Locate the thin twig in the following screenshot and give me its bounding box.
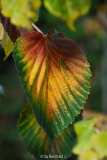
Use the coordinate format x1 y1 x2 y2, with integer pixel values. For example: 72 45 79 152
31 23 44 35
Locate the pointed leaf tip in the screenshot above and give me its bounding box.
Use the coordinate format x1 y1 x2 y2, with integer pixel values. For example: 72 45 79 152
47 28 65 38
14 29 91 142
47 28 56 36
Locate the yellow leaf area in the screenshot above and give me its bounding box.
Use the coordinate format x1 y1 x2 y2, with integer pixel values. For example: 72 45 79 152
73 119 96 154
73 119 107 160
43 0 91 31
13 29 91 142
18 105 76 160
79 151 98 160
0 23 14 60
1 0 41 29
93 132 107 159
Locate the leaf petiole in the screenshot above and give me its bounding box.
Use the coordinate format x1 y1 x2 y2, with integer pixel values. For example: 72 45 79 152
31 23 44 35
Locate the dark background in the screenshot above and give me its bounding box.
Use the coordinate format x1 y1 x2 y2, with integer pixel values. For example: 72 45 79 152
0 0 107 159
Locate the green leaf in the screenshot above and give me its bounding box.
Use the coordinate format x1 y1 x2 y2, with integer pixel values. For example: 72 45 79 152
43 0 91 31
13 29 91 144
73 119 96 154
73 119 107 160
93 131 107 159
0 23 14 60
18 104 76 160
1 0 41 29
32 9 39 23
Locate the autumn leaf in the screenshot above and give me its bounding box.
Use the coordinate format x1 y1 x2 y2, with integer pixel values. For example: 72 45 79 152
43 0 91 31
0 23 14 60
18 104 76 160
1 0 41 29
13 28 91 144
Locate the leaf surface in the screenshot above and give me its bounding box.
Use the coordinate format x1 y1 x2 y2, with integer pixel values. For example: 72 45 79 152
43 0 91 31
93 131 107 159
13 29 91 143
73 119 107 160
18 105 76 160
73 119 96 154
79 151 98 160
1 0 41 29
0 23 14 60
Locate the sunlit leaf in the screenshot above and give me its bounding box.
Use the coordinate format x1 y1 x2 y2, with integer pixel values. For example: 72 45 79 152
0 15 29 59
32 9 39 23
43 0 91 31
1 0 41 29
0 23 3 40
18 104 76 160
13 29 91 143
79 151 98 160
93 131 107 159
0 23 14 60
73 119 96 154
73 119 107 160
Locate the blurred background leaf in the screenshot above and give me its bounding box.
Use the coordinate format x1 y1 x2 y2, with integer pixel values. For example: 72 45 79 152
72 119 96 154
1 0 41 29
73 119 107 160
82 109 107 131
93 131 107 159
0 23 14 60
78 151 98 160
43 0 91 31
